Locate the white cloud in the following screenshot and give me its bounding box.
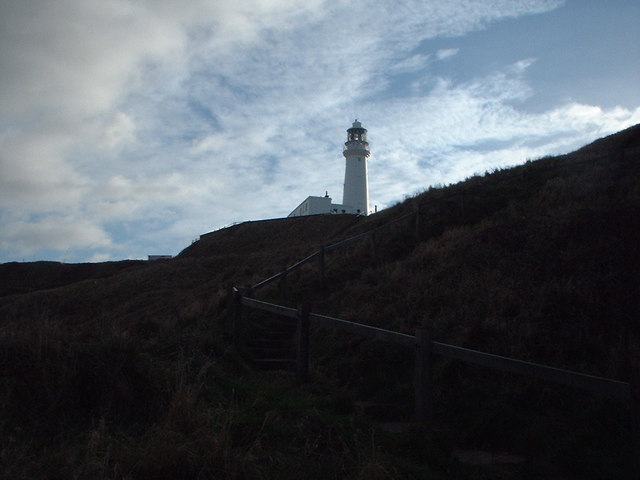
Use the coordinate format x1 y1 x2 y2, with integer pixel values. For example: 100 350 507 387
390 54 432 73
0 130 89 210
0 1 186 117
436 48 459 60
0 215 111 255
88 252 114 263
3 0 639 262
102 112 136 150
365 59 640 204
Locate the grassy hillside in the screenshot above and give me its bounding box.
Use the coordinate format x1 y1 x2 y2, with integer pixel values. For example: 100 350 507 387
180 214 360 258
1 124 639 478
0 260 146 297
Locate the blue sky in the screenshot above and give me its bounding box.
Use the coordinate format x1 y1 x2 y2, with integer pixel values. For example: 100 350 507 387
1 0 638 263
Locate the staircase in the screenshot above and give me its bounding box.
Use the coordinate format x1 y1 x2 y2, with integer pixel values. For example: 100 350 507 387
244 313 297 371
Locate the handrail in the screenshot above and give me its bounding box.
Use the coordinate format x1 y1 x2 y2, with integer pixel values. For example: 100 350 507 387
431 342 631 400
324 210 417 253
237 295 631 401
309 312 415 347
252 208 418 290
241 296 298 319
324 229 373 252
252 250 320 290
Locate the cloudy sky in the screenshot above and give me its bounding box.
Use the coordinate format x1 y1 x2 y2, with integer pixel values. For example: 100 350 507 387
1 0 638 263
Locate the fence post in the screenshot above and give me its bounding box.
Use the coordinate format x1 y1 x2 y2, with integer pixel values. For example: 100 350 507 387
415 329 433 430
279 268 288 304
296 304 311 384
631 369 640 479
317 245 325 289
242 285 253 341
370 231 377 264
232 287 243 352
415 204 421 243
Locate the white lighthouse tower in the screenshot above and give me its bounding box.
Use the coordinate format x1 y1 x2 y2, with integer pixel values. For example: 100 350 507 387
342 120 370 215
288 119 372 217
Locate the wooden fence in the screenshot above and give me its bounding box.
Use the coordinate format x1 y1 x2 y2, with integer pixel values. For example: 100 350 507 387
232 289 640 476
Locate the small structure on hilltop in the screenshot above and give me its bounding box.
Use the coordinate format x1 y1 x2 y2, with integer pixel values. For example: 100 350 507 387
288 120 371 217
147 255 173 261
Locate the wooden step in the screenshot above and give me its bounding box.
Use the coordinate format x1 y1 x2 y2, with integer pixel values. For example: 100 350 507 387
248 316 297 329
354 401 407 422
253 358 296 370
245 338 292 348
247 326 296 340
246 346 294 359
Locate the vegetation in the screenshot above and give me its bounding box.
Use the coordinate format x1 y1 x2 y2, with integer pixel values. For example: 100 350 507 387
1 124 639 478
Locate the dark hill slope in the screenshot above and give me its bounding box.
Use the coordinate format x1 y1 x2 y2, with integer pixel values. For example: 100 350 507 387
575 122 640 155
179 213 361 258
0 260 145 297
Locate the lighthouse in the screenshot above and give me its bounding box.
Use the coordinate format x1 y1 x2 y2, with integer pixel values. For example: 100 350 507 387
288 120 372 217
342 120 370 215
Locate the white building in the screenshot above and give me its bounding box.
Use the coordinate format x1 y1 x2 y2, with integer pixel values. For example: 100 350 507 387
288 193 333 217
288 120 371 217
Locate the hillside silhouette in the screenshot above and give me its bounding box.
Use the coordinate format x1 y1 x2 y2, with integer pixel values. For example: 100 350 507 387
1 124 639 478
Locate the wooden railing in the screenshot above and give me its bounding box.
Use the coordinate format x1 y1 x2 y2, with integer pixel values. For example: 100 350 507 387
250 208 419 295
232 289 640 474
